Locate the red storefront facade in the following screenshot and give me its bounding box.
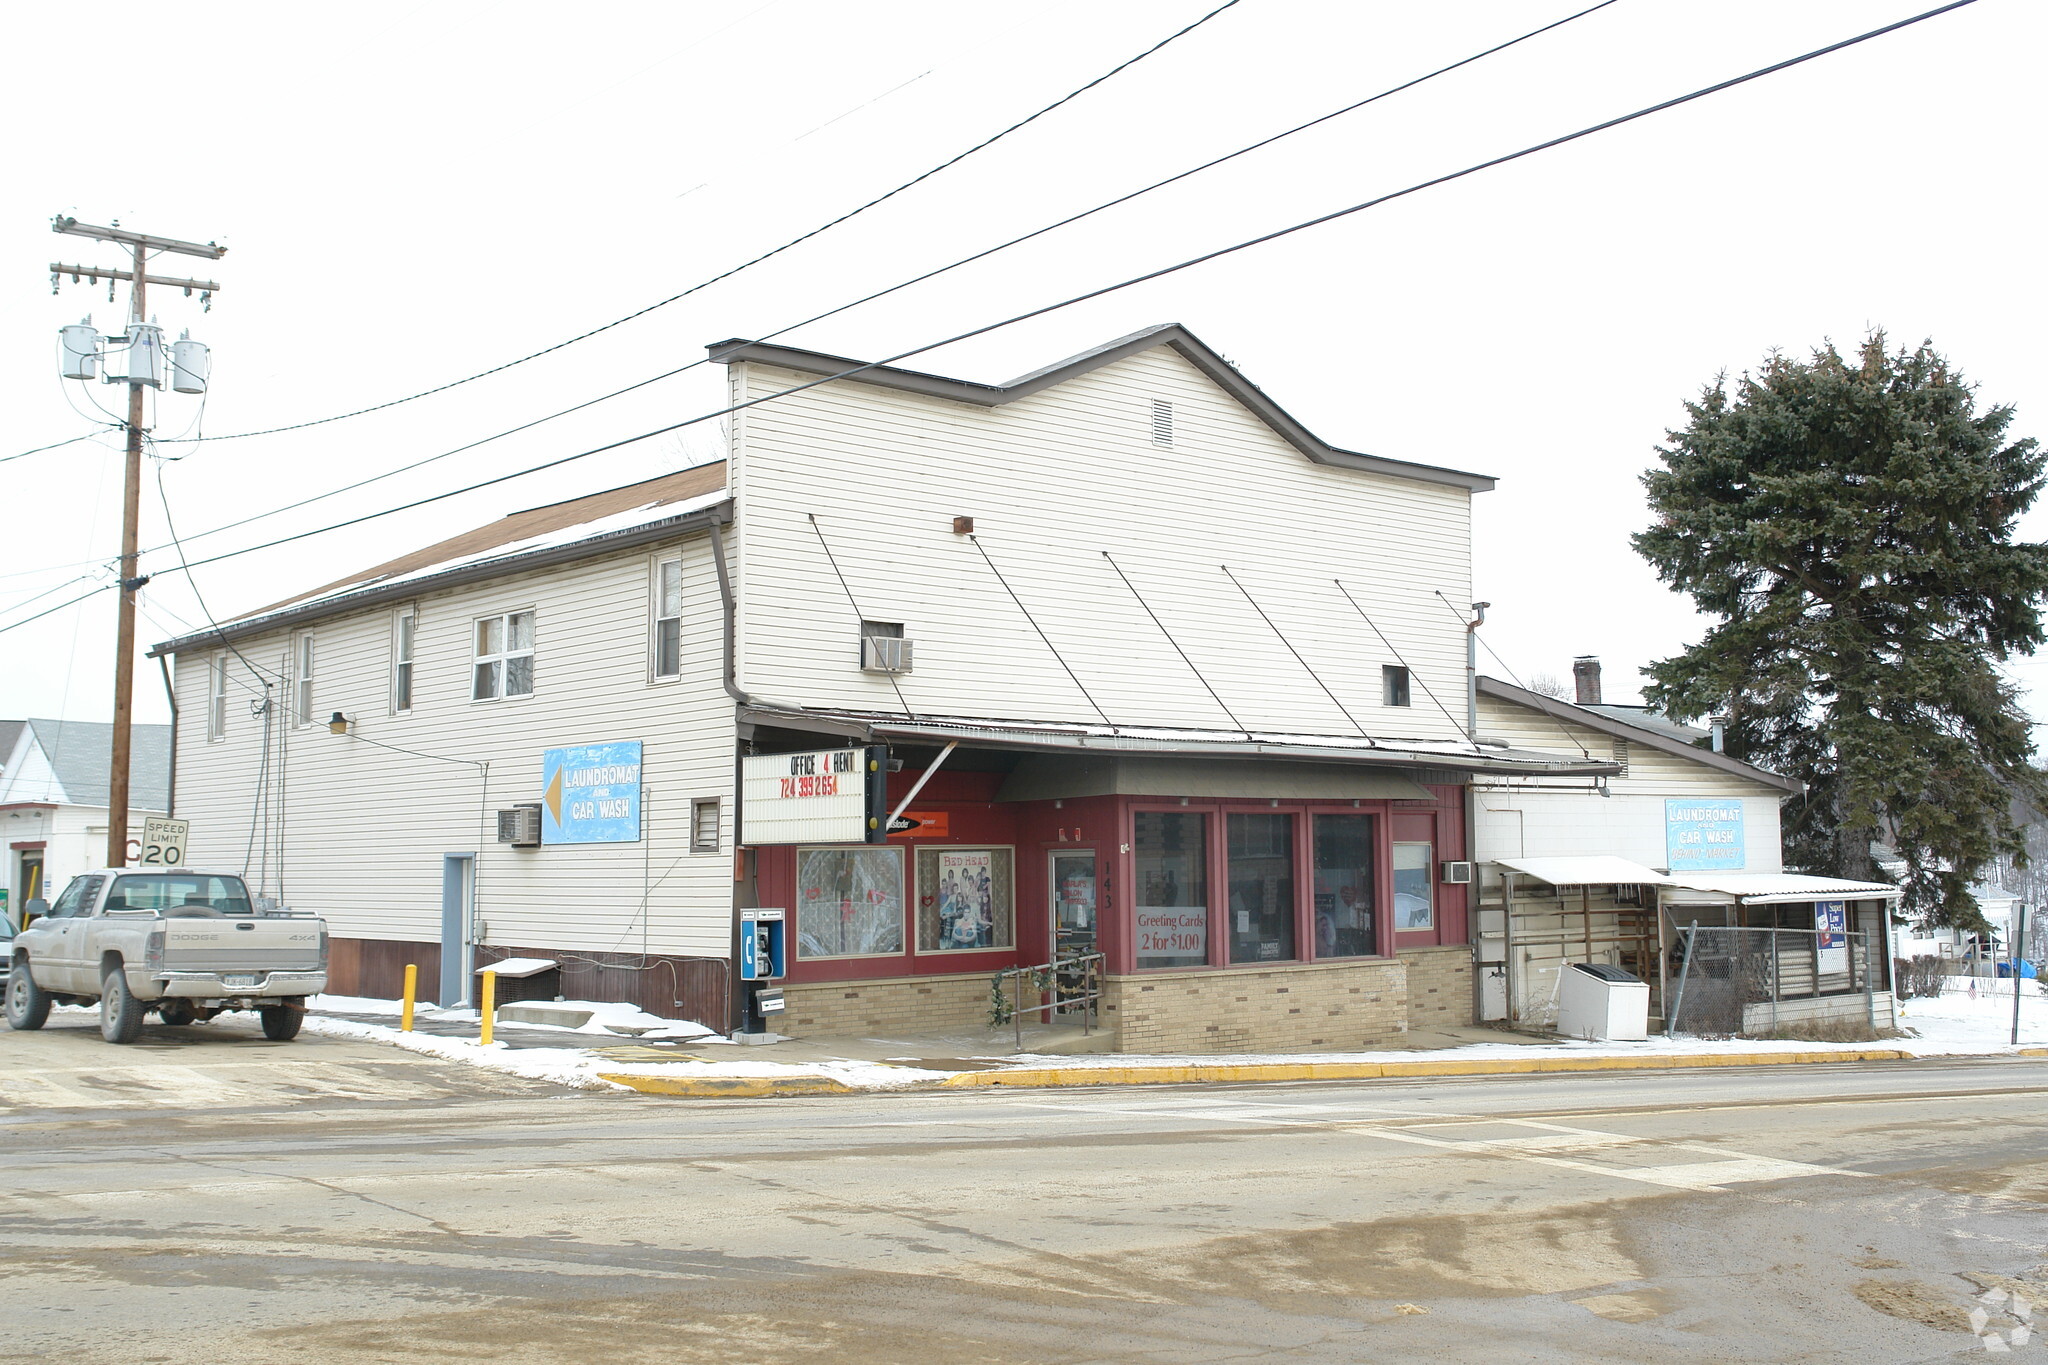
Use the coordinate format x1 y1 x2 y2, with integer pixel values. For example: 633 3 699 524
747 747 1480 1051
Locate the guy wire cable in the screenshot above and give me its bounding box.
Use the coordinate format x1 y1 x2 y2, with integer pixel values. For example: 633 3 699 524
1102 550 1250 737
1221 564 1376 743
971 535 1116 731
71 1 1990 590
120 0 1617 551
807 514 916 718
1334 579 1471 740
1431 588 1591 758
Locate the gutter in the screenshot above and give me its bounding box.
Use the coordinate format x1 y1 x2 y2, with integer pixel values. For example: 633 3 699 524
148 501 734 658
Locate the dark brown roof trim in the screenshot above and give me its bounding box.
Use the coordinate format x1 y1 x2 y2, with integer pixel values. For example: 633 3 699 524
149 501 731 658
1476 675 1804 796
707 323 1497 493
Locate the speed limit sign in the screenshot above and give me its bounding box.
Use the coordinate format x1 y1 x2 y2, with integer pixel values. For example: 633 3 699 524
140 817 190 866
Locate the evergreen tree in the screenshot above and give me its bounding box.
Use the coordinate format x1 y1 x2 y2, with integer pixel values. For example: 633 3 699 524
1634 335 2048 931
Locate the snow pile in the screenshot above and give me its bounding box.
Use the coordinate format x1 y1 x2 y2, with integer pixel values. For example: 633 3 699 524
1896 988 2046 1051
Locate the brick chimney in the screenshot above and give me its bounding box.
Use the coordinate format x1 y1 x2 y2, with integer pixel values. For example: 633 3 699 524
1572 656 1602 705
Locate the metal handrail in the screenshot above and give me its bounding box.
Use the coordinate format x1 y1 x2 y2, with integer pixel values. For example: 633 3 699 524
993 951 1105 1051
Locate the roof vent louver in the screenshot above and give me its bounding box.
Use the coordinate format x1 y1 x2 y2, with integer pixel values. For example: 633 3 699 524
1151 399 1174 446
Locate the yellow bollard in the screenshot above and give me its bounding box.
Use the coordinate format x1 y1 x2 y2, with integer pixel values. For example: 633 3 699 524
400 963 417 1032
479 970 496 1046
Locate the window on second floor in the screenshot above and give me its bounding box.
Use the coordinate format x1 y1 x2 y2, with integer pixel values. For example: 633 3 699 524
653 558 683 680
393 609 417 713
473 611 535 701
1382 665 1411 708
294 636 316 726
207 654 227 742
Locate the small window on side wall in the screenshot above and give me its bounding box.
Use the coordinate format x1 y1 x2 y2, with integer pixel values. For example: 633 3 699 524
1383 665 1411 707
473 611 535 701
653 559 683 680
294 635 316 726
690 798 720 853
207 654 228 742
394 610 416 713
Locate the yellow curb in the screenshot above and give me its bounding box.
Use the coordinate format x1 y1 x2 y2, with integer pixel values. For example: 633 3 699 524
2021 1047 2048 1057
939 1048 1922 1089
597 1072 854 1098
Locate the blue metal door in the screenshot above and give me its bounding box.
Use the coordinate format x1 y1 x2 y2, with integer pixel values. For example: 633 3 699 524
440 854 472 1006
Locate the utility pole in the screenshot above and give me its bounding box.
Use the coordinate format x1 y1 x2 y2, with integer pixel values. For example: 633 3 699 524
49 216 224 868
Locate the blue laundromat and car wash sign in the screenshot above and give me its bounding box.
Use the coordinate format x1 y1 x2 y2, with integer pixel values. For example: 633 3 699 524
1665 798 1744 872
542 740 643 844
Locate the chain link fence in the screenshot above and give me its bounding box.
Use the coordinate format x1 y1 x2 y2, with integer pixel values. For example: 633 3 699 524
1667 925 1883 1036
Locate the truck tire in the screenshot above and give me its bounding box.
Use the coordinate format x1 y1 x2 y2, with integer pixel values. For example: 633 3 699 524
158 1000 197 1026
259 1006 304 1042
99 966 145 1044
5 964 51 1031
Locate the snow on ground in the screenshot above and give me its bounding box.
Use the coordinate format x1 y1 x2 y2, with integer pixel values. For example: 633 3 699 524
301 987 2044 1092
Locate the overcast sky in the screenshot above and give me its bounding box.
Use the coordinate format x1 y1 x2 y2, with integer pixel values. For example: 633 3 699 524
3 0 2042 731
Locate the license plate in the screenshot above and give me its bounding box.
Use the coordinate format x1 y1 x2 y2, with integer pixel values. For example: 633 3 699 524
221 974 259 990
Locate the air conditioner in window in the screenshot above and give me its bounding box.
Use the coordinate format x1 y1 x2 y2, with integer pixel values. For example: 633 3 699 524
1440 861 1475 884
497 804 541 847
861 636 915 674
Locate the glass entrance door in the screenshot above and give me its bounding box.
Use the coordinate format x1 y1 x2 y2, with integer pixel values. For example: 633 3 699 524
1050 851 1097 1017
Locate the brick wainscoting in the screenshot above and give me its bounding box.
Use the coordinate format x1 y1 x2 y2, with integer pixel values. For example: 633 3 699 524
1399 945 1475 1030
1102 959 1408 1054
777 973 993 1036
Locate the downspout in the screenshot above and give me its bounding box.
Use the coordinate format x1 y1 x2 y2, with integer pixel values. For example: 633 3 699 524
156 653 178 818
710 518 751 707
1465 601 1489 741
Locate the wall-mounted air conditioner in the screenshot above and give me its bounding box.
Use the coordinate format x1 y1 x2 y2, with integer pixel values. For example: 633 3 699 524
497 804 541 847
861 636 915 674
1440 861 1475 884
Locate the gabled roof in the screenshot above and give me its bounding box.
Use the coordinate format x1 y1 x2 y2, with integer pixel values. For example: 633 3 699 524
151 463 730 657
0 720 24 772
0 719 171 810
1477 675 1803 796
708 323 1496 493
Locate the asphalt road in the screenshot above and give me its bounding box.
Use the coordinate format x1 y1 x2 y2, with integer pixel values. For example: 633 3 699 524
2 1011 2044 1364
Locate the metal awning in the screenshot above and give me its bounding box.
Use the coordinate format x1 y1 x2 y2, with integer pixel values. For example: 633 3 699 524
1661 872 1902 905
738 705 1619 778
1493 856 1674 886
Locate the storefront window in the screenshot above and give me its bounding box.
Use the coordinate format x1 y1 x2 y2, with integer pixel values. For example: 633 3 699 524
916 847 1014 951
795 848 904 958
1134 811 1207 969
1393 842 1434 931
1228 813 1296 963
1313 813 1376 957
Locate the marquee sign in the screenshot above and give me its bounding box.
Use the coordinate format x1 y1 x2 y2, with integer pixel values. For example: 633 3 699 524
741 746 889 845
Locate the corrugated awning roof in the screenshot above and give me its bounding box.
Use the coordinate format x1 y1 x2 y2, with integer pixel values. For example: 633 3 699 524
740 706 1619 777
1662 872 1902 904
1493 856 1674 886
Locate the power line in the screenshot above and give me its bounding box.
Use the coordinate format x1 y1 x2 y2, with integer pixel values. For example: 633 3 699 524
128 0 1619 559
0 429 118 465
134 0 1983 593
0 583 113 638
152 0 1244 446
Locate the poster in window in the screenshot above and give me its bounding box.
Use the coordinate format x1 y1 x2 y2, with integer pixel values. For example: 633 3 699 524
936 849 995 950
795 848 903 958
1814 899 1848 974
1392 842 1434 931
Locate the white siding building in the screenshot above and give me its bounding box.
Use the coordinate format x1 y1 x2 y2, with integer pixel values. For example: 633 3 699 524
155 324 1617 1047
3 719 171 925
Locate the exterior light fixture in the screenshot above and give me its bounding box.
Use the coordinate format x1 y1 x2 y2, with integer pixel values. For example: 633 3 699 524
328 712 350 735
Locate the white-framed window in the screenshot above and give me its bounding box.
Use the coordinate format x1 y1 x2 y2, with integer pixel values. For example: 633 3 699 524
293 635 315 726
915 845 1015 951
1393 841 1434 931
472 610 535 701
1382 665 1411 707
393 609 417 714
206 654 227 742
652 557 683 680
690 797 721 853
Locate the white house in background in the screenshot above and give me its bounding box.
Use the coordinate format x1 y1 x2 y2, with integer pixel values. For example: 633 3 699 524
1470 668 1902 1033
150 322 1617 1049
2 718 171 924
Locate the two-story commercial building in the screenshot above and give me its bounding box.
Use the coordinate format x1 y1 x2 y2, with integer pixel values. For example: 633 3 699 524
153 324 1616 1050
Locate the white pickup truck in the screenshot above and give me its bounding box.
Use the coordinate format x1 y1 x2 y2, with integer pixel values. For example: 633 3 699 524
5 868 328 1044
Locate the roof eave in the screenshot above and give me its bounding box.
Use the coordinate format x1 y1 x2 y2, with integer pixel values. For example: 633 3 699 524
709 325 1497 493
1476 675 1805 796
150 499 733 657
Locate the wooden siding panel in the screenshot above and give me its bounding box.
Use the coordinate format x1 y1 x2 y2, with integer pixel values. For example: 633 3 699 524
731 347 1475 742
168 535 736 967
